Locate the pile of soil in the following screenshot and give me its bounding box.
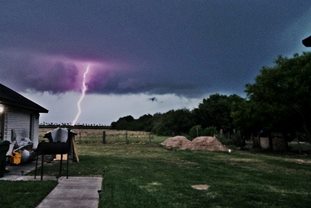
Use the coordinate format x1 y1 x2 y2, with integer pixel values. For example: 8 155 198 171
191 136 228 151
161 136 228 152
160 136 192 150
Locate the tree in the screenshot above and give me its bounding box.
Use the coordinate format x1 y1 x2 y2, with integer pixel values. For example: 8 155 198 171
246 52 311 142
152 109 195 136
194 94 245 133
189 125 203 139
111 115 135 130
136 114 153 131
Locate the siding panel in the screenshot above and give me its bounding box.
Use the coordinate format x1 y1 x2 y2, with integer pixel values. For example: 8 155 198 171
32 115 39 148
6 111 30 141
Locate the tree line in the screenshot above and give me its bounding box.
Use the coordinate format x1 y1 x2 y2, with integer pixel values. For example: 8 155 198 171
111 53 311 148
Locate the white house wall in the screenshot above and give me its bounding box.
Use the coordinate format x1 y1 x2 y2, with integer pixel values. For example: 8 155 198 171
32 115 39 148
3 110 40 148
5 111 30 140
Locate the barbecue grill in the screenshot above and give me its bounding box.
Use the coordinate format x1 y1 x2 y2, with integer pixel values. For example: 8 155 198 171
34 128 76 180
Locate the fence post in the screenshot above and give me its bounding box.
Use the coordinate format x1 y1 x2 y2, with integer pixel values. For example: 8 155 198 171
102 131 106 144
125 131 129 144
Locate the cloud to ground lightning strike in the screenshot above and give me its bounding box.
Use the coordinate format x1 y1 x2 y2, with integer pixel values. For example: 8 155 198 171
72 65 90 125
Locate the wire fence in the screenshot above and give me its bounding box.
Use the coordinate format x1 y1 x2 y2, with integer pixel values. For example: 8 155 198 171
39 128 160 144
77 129 154 144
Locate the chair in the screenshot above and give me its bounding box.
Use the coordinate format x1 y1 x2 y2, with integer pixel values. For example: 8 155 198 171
0 140 10 177
34 128 75 180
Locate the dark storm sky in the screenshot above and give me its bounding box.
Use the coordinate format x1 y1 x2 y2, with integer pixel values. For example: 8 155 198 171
1 0 311 97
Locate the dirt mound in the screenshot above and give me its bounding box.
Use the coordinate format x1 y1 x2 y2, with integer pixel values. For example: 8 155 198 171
160 136 192 150
190 136 228 152
161 136 227 152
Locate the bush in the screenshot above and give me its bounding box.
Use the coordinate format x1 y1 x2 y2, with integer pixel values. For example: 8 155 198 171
216 131 246 147
189 125 203 140
216 133 233 146
203 126 217 136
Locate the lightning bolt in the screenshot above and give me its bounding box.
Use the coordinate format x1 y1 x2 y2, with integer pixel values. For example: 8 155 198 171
72 65 90 126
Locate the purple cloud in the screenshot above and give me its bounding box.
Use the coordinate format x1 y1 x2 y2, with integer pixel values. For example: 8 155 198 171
1 1 310 97
0 51 80 93
0 49 197 96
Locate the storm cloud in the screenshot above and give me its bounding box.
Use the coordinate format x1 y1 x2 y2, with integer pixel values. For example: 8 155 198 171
1 1 311 97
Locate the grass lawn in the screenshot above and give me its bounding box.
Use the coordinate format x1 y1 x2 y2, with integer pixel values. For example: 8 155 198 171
0 181 57 208
1 142 311 207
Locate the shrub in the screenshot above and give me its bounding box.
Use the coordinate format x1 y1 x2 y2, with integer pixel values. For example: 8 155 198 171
203 126 217 136
189 125 203 140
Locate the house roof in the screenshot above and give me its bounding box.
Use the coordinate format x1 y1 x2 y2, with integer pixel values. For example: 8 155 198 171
0 83 48 113
302 36 311 47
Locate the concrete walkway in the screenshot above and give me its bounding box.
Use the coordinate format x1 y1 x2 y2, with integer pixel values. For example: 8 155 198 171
0 159 58 181
36 176 103 208
0 162 103 207
0 160 44 181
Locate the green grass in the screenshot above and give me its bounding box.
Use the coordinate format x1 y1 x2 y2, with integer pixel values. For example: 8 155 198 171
1 142 311 207
0 181 57 208
39 143 311 208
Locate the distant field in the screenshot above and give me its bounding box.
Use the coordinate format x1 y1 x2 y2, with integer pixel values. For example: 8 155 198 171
39 128 166 144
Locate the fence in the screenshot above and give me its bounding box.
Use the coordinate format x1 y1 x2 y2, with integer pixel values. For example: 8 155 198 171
39 128 155 144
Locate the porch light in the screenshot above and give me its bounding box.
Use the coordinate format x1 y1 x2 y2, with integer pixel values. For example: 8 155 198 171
0 104 4 113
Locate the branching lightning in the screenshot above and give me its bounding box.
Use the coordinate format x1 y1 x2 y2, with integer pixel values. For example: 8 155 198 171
72 65 90 126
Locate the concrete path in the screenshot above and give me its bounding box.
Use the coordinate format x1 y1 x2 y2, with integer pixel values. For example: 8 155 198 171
3 160 37 176
0 160 46 181
0 175 57 181
0 162 103 207
36 176 103 208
